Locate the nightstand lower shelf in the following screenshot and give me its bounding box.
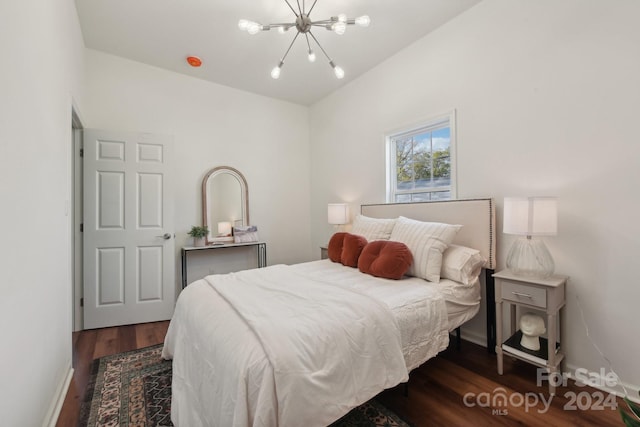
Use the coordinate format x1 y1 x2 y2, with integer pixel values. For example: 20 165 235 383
501 330 564 368
502 348 565 369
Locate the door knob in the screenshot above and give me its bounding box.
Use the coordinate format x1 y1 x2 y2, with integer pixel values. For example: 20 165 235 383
156 233 172 240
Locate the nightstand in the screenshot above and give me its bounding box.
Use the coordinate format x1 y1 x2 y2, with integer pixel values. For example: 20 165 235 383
493 269 568 395
320 245 328 260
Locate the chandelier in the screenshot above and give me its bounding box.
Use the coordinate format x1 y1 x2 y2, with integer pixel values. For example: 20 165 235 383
238 0 370 80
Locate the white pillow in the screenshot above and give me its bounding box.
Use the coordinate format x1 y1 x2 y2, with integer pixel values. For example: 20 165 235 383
389 216 461 283
441 244 486 285
350 214 396 241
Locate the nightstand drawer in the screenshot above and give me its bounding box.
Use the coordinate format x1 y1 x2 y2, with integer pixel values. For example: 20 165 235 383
501 282 546 308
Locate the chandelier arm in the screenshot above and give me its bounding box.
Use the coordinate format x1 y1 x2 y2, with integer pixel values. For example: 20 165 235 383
311 24 336 31
282 0 299 17
295 0 303 15
307 0 320 16
305 33 312 51
308 31 332 62
311 17 338 24
280 31 301 64
267 22 296 28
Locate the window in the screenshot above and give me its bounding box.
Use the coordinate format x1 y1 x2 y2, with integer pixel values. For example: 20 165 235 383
386 112 456 203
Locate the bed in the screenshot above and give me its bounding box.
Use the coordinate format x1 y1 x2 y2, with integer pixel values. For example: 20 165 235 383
162 198 496 427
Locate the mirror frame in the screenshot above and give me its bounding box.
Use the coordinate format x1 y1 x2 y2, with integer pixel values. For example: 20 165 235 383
201 166 249 245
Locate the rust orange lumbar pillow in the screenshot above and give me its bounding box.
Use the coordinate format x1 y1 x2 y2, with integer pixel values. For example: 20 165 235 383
328 232 368 267
342 233 368 267
358 240 413 280
327 232 348 263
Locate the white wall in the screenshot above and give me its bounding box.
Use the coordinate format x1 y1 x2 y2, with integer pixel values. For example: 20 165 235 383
310 0 640 395
2 1 637 423
0 0 85 425
83 49 312 290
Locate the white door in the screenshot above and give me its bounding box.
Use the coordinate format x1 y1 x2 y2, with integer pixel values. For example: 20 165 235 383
83 129 175 329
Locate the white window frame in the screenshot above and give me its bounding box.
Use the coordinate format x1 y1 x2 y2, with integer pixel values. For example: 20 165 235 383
385 110 457 203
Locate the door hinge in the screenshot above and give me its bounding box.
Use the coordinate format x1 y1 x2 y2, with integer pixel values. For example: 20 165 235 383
80 223 84 232
80 297 84 307
80 148 84 157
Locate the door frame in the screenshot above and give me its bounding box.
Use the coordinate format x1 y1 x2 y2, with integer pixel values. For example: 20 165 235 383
72 109 84 331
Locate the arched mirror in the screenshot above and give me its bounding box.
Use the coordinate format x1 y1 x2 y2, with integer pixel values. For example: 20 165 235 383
202 166 249 245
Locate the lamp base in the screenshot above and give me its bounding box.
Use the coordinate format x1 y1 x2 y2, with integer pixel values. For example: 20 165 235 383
506 237 555 279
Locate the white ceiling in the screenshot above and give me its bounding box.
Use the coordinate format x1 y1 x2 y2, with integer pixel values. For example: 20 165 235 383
75 0 481 105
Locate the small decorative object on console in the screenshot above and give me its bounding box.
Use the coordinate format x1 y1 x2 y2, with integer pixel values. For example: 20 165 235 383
188 225 209 247
209 221 234 244
234 225 259 243
209 235 234 244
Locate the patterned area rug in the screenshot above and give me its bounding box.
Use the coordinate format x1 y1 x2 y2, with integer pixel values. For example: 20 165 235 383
79 344 411 427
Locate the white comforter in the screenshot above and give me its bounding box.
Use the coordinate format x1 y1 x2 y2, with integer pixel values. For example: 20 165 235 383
162 261 449 427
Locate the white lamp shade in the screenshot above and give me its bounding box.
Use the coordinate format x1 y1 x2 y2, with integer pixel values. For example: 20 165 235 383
503 197 557 236
328 203 348 225
217 221 232 236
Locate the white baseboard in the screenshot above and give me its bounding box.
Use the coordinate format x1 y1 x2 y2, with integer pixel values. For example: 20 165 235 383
43 365 74 427
564 363 640 404
459 329 487 348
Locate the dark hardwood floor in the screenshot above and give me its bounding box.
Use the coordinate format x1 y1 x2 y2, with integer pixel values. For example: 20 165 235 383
378 341 624 427
56 321 170 427
57 322 625 426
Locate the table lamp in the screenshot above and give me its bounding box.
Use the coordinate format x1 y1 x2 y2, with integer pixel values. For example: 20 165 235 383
503 197 557 278
217 221 232 236
328 203 348 231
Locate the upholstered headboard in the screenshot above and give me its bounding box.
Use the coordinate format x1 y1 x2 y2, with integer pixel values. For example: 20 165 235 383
361 198 497 352
361 198 496 269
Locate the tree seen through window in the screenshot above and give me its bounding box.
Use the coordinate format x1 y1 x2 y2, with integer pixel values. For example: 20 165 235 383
393 126 451 202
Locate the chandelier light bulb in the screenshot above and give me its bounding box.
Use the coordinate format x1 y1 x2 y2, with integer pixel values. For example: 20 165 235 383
337 14 347 23
332 21 346 35
238 19 249 31
247 21 262 35
278 26 288 34
308 49 316 62
271 60 284 79
333 65 345 79
355 15 371 27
